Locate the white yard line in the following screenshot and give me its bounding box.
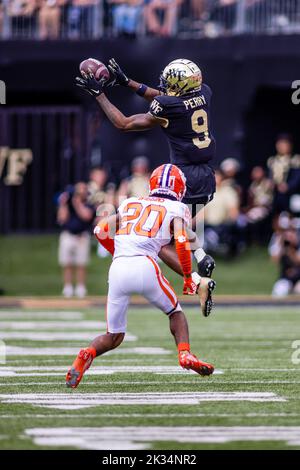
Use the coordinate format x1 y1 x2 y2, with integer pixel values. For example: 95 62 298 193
234 368 300 372
2 364 300 377
2 413 300 419
0 321 107 330
0 392 286 410
5 358 173 364
0 365 223 377
1 380 300 387
5 346 171 357
0 332 136 341
24 426 300 450
0 311 83 319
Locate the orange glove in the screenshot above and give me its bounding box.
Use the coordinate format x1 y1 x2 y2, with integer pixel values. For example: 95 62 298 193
183 276 198 295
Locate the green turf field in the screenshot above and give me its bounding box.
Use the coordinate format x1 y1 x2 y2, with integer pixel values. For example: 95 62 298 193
1 305 300 450
0 235 277 295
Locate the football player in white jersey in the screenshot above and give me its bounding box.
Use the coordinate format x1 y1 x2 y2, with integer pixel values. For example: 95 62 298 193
66 164 215 389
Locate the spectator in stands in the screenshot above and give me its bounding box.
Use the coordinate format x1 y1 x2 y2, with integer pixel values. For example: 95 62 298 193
145 0 183 36
267 134 300 215
88 167 115 207
108 0 145 37
87 166 116 258
269 212 300 297
244 166 273 243
178 0 207 37
0 1 4 37
204 169 241 257
8 0 36 38
57 182 95 298
190 0 206 20
220 157 241 192
68 0 96 39
38 0 65 39
207 0 237 36
118 156 150 201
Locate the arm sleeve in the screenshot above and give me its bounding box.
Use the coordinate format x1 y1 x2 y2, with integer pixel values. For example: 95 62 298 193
94 220 115 256
174 225 192 278
173 203 193 277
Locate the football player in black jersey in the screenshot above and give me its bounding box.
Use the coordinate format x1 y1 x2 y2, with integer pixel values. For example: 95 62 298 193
76 58 216 312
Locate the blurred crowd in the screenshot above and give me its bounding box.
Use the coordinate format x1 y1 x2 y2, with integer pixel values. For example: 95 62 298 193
204 134 300 297
1 0 299 39
56 157 149 297
56 134 300 297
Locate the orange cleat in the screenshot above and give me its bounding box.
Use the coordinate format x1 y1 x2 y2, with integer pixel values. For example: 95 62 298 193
66 348 95 388
179 351 214 376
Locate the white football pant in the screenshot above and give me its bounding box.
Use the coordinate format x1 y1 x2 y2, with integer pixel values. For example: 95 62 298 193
106 255 181 333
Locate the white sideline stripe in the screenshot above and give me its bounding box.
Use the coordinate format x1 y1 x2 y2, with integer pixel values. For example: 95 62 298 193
0 392 286 410
0 321 107 330
0 366 223 377
0 311 83 319
6 358 173 364
25 426 300 450
235 368 300 372
5 346 171 357
0 332 136 341
2 413 300 419
1 380 300 387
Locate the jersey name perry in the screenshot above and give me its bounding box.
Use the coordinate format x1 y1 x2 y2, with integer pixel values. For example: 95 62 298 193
114 196 191 260
183 95 207 109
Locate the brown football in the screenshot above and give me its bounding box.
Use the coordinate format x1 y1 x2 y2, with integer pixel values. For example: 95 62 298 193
79 58 110 81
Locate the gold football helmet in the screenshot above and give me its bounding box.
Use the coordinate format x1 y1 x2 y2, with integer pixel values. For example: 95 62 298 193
159 59 202 97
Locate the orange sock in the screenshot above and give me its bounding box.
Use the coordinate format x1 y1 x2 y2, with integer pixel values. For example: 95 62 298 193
178 343 190 354
86 347 97 358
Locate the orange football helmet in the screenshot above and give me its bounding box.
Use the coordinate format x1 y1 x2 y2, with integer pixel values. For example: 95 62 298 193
149 164 186 201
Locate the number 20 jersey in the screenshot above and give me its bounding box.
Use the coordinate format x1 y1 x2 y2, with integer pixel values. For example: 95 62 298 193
149 84 216 166
114 196 191 260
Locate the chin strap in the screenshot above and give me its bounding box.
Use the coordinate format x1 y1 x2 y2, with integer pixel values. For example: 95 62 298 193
94 220 115 255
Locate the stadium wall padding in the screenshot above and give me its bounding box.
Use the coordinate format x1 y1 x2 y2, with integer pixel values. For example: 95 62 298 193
1 35 300 232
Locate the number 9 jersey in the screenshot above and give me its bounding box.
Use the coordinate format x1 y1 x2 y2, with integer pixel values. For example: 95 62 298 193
114 196 191 260
149 83 216 167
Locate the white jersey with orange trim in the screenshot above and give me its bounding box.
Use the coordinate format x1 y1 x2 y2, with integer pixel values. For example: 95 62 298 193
114 196 191 261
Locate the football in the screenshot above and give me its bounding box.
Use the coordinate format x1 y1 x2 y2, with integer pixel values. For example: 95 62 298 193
79 58 110 81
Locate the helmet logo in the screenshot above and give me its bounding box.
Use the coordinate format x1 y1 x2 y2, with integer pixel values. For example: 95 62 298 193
165 68 186 81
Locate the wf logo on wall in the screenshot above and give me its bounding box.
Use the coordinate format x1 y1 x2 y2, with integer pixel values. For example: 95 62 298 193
0 80 6 104
0 147 33 185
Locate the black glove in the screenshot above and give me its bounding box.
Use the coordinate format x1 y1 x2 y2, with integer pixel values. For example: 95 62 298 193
75 73 106 97
107 58 130 87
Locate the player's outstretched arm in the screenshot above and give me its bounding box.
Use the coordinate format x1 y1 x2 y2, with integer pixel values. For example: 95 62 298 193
108 58 160 103
96 94 159 131
76 73 161 131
